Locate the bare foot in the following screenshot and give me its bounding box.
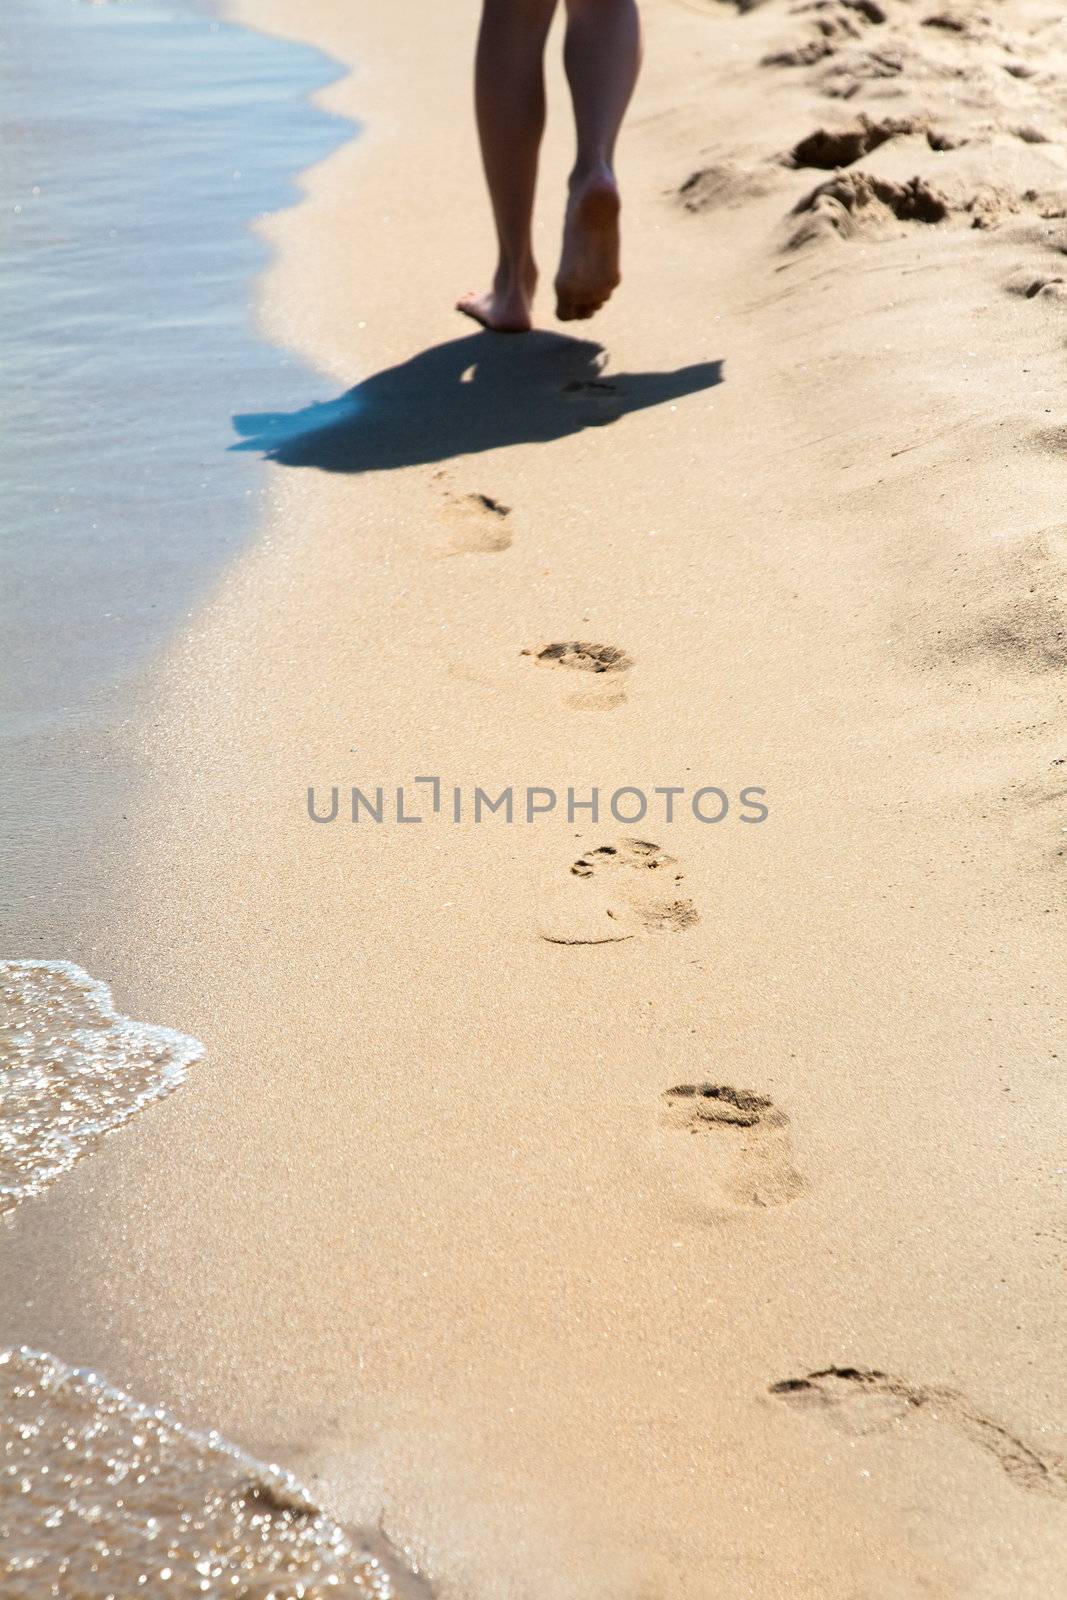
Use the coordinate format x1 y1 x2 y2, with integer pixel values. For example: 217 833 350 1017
456 261 536 333
555 168 621 322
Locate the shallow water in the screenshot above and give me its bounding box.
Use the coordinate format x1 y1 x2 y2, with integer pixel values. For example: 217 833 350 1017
0 10 405 1589
0 0 348 735
0 1348 420 1599
0 960 203 1212
0 0 351 934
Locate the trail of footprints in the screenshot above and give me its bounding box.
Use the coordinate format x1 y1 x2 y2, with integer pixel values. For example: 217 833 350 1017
431 475 795 1206
678 0 1067 854
430 4 1067 1494
675 0 1067 298
539 840 804 1204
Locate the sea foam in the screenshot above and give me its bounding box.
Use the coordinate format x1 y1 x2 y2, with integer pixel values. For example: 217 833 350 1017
0 960 202 1212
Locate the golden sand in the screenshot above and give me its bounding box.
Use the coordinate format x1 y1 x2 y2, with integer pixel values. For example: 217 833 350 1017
2 1 1066 1596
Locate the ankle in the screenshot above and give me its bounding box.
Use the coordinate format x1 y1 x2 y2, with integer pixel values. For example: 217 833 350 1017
569 158 616 194
494 254 537 297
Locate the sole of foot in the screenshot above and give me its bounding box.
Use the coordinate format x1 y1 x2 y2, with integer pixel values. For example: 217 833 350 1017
555 177 621 322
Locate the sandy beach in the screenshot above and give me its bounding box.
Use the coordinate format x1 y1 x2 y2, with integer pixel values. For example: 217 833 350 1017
3 0 1067 1595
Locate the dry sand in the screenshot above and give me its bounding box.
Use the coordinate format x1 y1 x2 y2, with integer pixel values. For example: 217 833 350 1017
3 0 1067 1595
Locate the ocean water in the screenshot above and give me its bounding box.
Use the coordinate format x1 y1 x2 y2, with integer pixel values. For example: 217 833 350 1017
0 0 348 734
0 1348 423 1599
0 0 351 934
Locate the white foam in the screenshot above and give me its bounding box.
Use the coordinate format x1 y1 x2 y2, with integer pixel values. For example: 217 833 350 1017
0 960 203 1211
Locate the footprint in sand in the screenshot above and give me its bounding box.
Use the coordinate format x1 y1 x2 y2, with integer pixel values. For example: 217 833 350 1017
522 639 633 710
785 171 951 247
660 1083 806 1208
439 491 513 555
675 162 779 214
770 1367 1067 1499
538 838 699 945
783 167 1056 249
1004 267 1067 302
784 114 913 170
929 527 1067 676
761 0 888 72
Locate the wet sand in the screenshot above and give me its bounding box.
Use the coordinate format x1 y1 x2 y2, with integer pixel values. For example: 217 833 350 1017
3 0 1067 1596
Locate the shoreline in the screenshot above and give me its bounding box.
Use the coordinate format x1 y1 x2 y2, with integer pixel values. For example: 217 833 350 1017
0 0 348 959
4 0 1067 1596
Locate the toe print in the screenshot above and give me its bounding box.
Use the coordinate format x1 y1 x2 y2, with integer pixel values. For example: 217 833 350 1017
526 641 633 674
523 640 633 710
661 1084 805 1208
571 838 671 876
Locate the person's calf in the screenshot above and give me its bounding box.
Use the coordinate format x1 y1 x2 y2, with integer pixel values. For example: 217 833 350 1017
556 0 640 318
459 0 558 330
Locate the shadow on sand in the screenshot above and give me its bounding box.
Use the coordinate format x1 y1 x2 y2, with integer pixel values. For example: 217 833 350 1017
232 331 724 474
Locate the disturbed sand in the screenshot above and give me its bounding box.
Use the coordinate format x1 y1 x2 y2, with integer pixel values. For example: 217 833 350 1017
3 0 1067 1596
